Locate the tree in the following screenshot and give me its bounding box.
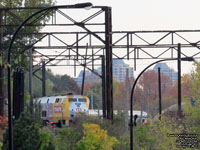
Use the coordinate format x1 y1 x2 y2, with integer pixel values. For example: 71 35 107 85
50 74 80 95
0 0 54 116
55 127 80 150
3 113 55 150
113 81 125 110
181 74 193 98
76 123 119 150
190 62 200 99
137 70 174 114
88 82 102 109
24 71 54 98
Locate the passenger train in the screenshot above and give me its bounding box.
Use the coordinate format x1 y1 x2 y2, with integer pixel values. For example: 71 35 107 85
34 94 90 127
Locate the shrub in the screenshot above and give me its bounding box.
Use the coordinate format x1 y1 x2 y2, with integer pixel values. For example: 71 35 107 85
55 127 80 150
2 113 55 150
76 123 119 150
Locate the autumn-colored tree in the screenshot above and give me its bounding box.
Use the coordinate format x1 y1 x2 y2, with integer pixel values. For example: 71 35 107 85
84 83 92 94
76 123 119 150
190 61 200 99
135 70 175 114
46 70 81 95
139 71 158 108
113 81 126 110
181 74 193 98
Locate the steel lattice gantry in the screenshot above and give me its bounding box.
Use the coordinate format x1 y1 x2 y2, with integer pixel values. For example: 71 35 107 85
0 6 113 119
1 7 200 120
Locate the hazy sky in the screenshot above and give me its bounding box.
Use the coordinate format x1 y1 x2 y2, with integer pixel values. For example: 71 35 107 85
56 0 200 30
46 0 200 77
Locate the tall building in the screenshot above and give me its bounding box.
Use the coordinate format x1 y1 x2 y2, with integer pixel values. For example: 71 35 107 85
74 70 101 86
153 63 177 84
74 59 134 85
112 59 134 82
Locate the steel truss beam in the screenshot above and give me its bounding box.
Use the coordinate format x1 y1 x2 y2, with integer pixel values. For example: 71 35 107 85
2 6 200 120
1 6 111 119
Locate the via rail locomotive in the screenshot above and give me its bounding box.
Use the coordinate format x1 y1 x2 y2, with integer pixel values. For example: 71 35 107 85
35 94 90 127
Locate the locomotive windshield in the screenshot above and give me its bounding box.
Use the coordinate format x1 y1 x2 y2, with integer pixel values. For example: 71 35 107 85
78 98 87 102
69 98 77 102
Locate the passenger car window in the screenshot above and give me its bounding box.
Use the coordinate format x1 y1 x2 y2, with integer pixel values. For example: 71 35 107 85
42 111 46 117
55 98 60 103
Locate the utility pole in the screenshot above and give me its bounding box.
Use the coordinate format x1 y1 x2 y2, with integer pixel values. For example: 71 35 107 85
105 7 113 120
125 68 129 130
81 44 88 95
29 48 33 114
101 55 106 118
91 89 93 110
158 67 162 120
42 61 46 97
177 43 182 117
0 10 5 117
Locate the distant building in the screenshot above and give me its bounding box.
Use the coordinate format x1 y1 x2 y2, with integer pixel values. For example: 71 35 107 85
74 59 134 85
153 63 177 84
74 70 101 86
112 59 134 82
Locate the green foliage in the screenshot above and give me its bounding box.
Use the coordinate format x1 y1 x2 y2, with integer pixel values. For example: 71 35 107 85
39 128 55 150
134 125 155 149
50 74 80 94
76 123 119 150
24 71 54 98
190 62 200 99
2 113 55 150
114 132 129 150
55 127 80 150
86 81 123 109
0 142 2 150
184 100 200 148
0 0 54 67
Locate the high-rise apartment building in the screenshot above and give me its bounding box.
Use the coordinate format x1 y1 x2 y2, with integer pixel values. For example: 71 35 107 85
74 59 134 85
112 59 134 82
153 63 178 84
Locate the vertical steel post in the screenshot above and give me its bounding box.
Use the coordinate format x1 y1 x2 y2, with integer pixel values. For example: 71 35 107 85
29 48 33 114
8 70 13 150
0 10 4 117
105 7 113 120
81 44 88 95
177 43 182 117
13 70 19 120
101 55 106 118
158 67 162 120
81 65 86 95
76 33 79 60
91 89 93 109
125 68 129 130
81 43 88 95
5 9 13 150
42 61 46 97
127 33 129 60
19 69 24 113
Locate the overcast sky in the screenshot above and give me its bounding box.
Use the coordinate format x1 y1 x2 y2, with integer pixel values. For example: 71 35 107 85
56 0 200 30
47 0 200 77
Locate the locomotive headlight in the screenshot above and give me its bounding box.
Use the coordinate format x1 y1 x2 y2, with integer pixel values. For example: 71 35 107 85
76 108 81 112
